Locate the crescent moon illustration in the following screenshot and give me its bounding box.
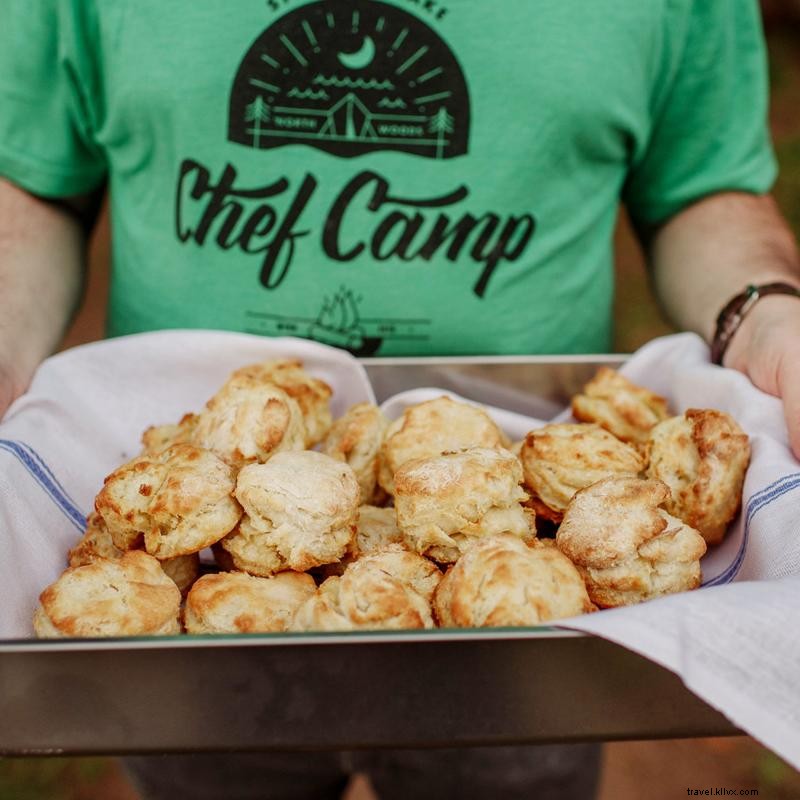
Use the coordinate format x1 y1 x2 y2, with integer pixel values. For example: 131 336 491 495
337 36 375 70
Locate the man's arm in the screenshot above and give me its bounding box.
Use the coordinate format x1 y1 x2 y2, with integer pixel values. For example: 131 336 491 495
0 177 91 415
648 191 800 457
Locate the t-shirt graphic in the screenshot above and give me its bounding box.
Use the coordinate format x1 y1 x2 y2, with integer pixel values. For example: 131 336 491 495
0 0 777 357
228 0 469 159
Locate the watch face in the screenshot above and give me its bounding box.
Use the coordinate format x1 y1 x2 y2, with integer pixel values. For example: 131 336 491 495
229 0 470 159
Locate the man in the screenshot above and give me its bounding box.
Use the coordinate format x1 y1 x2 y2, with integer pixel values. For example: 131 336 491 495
1 1 799 798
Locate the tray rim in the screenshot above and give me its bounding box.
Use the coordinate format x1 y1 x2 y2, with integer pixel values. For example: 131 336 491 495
0 626 585 653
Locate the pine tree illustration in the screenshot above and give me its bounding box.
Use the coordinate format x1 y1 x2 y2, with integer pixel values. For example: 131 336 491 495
245 96 272 147
428 107 454 160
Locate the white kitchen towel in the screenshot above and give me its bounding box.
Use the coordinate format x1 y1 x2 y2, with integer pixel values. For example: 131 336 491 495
1 330 798 767
0 331 374 639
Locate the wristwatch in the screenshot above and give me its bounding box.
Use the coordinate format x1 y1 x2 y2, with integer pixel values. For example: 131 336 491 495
711 282 800 365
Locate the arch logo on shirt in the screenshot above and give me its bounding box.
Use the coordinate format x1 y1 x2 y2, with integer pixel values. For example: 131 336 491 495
228 0 469 159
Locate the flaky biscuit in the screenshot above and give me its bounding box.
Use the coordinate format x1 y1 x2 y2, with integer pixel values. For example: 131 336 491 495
322 403 388 503
313 505 405 580
158 553 201 595
395 447 533 564
378 397 508 495
95 444 242 559
572 368 669 446
192 380 306 467
225 451 359 574
218 515 288 577
34 551 181 638
140 413 198 456
434 535 594 627
291 547 438 631
357 544 443 601
228 359 333 446
68 511 126 564
69 512 199 593
646 409 750 545
356 505 404 556
556 476 707 607
184 571 316 634
520 423 644 521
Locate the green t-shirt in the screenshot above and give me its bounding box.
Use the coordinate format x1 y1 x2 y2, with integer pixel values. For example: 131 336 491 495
0 0 776 356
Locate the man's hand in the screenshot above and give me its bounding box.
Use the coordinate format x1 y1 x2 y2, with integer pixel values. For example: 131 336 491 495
724 294 800 458
0 178 90 418
647 192 800 459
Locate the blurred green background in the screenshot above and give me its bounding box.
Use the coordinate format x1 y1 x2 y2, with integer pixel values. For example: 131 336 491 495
3 4 800 799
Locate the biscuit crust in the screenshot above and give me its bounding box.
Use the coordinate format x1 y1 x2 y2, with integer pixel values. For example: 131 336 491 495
34 551 181 638
184 571 316 634
322 403 388 503
227 451 360 574
378 397 507 495
646 409 750 545
192 380 307 467
95 444 242 559
556 476 707 607
434 534 594 627
69 511 199 593
140 413 198 456
572 368 669 446
356 505 404 556
291 546 439 631
520 423 644 521
228 359 333 446
395 447 534 564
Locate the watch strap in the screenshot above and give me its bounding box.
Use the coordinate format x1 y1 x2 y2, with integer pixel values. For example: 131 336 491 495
711 282 800 365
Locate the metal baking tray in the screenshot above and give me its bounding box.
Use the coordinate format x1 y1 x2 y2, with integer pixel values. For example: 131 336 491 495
0 357 739 755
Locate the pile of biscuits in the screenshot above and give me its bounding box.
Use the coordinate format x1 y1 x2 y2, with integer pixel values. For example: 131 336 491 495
33 362 750 638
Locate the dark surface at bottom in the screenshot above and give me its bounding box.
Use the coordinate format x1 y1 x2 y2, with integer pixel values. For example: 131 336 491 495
0 635 737 755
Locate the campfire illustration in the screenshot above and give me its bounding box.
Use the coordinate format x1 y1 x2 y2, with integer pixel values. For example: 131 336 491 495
308 288 380 355
244 285 431 356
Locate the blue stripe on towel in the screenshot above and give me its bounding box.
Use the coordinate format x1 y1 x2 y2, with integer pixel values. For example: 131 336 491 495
0 436 797 588
703 472 800 587
16 440 83 513
0 440 86 531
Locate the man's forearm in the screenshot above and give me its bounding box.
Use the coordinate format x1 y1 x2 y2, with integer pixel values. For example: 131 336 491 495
0 178 87 410
648 191 800 457
649 192 800 344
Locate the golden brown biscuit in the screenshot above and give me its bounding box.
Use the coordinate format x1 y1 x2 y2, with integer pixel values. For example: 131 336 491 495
646 409 750 545
394 447 534 564
68 511 126 565
378 396 508 495
95 444 242 559
572 368 669 446
192 380 306 467
356 505 404 556
184 571 316 634
222 451 360 575
158 553 201 595
291 547 439 631
217 515 288 577
434 535 594 627
556 476 707 607
322 403 388 503
312 505 405 580
33 551 181 638
228 359 333 446
69 511 200 593
140 413 198 456
520 423 644 522
359 544 443 601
